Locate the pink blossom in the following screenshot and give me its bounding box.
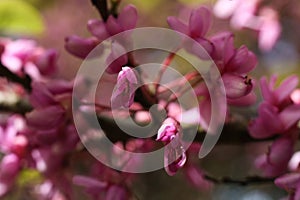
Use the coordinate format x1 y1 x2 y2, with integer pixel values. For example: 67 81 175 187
222 74 253 99
66 5 137 59
73 175 107 199
111 67 138 108
255 136 295 177
213 0 281 51
167 7 213 53
257 7 281 52
275 172 300 199
26 105 66 130
0 39 58 79
105 5 138 35
0 154 21 197
105 185 128 200
164 133 187 176
157 118 187 176
210 32 257 75
65 35 99 59
291 89 300 105
184 165 213 190
0 115 28 156
249 75 300 139
105 42 128 74
260 75 298 108
156 118 180 142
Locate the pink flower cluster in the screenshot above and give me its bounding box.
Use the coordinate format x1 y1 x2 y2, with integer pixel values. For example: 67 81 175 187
65 4 137 74
0 38 58 80
0 1 299 199
168 8 257 130
249 75 300 177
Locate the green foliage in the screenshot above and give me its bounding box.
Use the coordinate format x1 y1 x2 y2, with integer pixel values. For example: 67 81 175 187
0 0 45 36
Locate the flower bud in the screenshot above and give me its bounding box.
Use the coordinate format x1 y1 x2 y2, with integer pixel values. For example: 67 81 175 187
111 67 137 108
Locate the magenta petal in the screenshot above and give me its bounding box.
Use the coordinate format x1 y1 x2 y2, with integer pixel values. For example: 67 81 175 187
105 185 127 200
248 118 271 139
118 5 138 30
260 76 276 105
167 17 189 35
106 42 128 74
111 67 137 108
106 16 122 35
279 104 300 130
45 79 73 95
227 91 257 106
198 7 211 36
87 19 109 41
248 103 284 138
210 32 235 64
65 35 98 58
227 45 257 74
164 135 187 176
0 154 20 180
189 9 204 38
189 7 211 38
255 137 294 177
275 173 300 190
275 75 299 104
30 81 56 108
73 176 107 189
26 106 65 130
34 49 58 76
36 129 58 145
156 118 179 142
268 137 294 166
258 103 284 132
222 74 253 99
0 154 20 197
193 38 213 59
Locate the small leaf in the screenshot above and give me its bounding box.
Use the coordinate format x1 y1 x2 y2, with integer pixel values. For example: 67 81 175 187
0 0 45 36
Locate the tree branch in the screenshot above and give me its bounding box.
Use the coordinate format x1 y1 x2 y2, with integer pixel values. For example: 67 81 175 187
97 115 277 145
0 62 32 91
204 174 274 186
91 0 109 21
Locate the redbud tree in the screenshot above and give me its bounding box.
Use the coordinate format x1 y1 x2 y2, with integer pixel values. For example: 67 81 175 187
0 0 299 199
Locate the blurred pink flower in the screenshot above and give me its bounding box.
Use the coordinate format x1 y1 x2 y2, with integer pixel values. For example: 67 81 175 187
0 154 21 197
168 6 213 54
255 136 295 177
213 0 281 51
0 39 58 79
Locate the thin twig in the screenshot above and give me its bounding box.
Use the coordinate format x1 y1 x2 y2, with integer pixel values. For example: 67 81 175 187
0 62 32 91
204 174 274 186
91 0 109 21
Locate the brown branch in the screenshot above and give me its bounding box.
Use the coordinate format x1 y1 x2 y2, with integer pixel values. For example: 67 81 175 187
204 174 274 186
0 62 32 91
91 0 109 21
97 114 277 144
0 101 32 114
